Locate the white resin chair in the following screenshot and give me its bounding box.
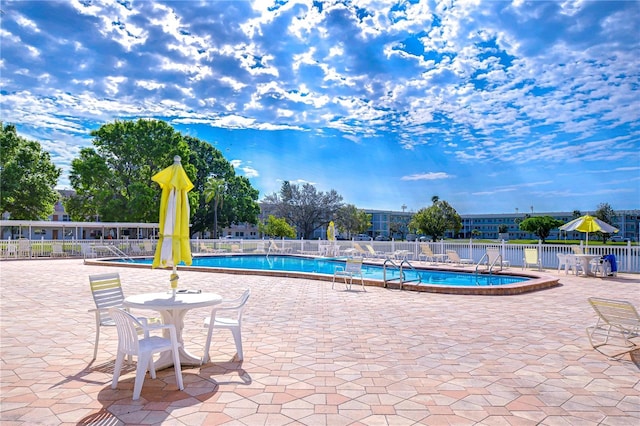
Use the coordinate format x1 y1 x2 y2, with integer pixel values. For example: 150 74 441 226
557 253 568 273
88 273 158 359
89 273 129 359
109 308 184 400
202 289 251 363
564 255 582 275
333 257 365 291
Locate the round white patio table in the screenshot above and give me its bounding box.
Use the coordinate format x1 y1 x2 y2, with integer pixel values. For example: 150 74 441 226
124 292 222 369
573 254 600 277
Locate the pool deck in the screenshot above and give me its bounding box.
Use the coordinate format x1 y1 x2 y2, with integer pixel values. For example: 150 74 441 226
1 258 639 425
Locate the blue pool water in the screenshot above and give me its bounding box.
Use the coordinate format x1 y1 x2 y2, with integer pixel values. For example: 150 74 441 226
123 255 527 287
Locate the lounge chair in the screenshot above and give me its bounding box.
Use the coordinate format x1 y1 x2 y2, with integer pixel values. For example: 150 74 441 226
51 242 68 258
446 250 473 266
353 243 369 257
522 248 541 271
199 242 215 253
332 257 365 291
485 247 509 269
269 240 292 254
365 244 386 259
587 297 640 358
418 244 436 263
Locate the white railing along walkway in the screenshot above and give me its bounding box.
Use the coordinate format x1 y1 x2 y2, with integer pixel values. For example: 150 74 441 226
1 238 638 274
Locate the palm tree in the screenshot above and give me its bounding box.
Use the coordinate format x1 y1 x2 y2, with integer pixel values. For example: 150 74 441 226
204 177 225 238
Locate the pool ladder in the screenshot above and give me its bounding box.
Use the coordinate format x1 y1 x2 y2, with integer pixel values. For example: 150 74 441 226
94 244 135 262
383 258 421 290
474 253 503 285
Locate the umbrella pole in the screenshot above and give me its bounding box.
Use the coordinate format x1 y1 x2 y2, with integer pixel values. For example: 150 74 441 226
170 265 179 296
586 232 589 254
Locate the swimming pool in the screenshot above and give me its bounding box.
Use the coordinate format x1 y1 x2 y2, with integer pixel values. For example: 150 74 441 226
111 254 532 288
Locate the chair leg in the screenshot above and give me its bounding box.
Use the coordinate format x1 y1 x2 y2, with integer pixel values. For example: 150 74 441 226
93 316 101 360
201 323 214 364
132 352 150 400
111 351 125 389
171 347 184 390
148 355 156 379
231 328 244 361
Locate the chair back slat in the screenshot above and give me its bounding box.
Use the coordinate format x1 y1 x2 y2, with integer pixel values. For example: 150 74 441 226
109 308 141 355
90 273 126 325
589 297 640 331
345 258 363 274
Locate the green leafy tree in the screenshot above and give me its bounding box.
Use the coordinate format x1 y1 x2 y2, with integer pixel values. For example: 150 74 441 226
65 119 260 235
594 202 616 243
186 136 236 236
259 215 296 238
66 119 191 222
572 210 582 219
335 204 371 239
221 175 260 229
498 224 509 234
204 177 226 238
0 123 61 219
519 216 564 243
409 197 462 241
263 182 343 239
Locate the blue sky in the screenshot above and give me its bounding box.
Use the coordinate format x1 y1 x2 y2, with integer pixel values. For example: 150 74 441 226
1 0 639 215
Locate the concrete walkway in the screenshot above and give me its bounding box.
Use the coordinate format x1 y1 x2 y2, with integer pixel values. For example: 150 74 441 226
0 259 638 425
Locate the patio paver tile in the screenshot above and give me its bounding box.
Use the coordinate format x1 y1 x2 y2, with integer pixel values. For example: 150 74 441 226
1 259 639 425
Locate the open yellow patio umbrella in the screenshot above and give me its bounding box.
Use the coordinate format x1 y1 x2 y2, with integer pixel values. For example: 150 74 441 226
559 214 618 251
152 156 194 293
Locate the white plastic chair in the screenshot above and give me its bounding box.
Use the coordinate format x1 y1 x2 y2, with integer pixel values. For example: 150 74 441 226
590 257 611 277
332 257 365 291
109 308 184 400
88 273 158 360
202 289 251 363
564 255 582 275
557 253 568 274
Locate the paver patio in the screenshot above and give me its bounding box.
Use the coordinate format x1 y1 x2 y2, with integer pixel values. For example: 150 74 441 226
1 258 639 425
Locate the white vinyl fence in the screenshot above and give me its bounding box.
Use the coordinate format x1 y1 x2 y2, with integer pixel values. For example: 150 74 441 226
1 238 638 274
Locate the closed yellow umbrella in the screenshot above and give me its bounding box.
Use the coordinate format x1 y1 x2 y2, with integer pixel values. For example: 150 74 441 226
152 156 194 292
327 221 336 241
